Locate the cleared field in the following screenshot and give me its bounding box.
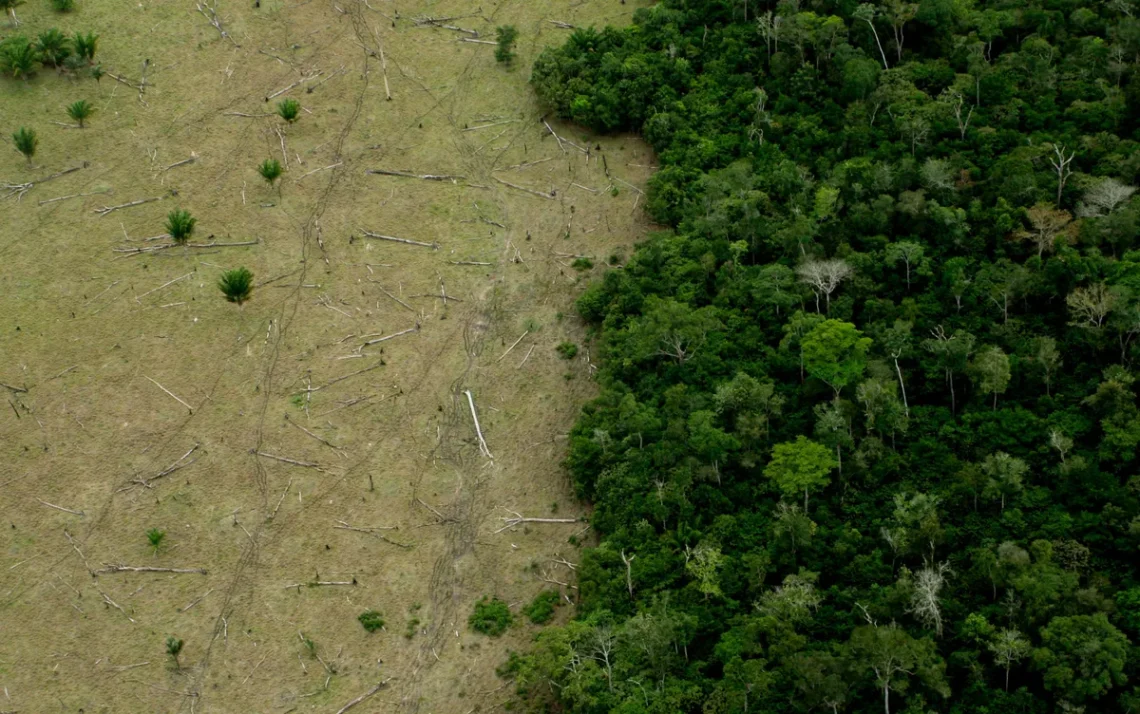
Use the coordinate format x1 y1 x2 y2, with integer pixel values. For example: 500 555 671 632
0 0 654 711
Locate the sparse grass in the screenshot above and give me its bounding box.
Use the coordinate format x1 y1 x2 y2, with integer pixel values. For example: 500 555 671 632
65 99 93 127
218 268 253 305
522 590 560 624
12 126 36 164
357 610 384 633
469 596 512 636
276 98 300 123
165 209 196 244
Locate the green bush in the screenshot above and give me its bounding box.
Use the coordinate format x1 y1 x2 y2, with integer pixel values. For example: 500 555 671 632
1 36 39 80
555 341 578 360
257 158 283 187
522 590 560 624
146 528 166 553
495 25 518 65
66 99 93 127
51 0 76 12
35 28 70 67
468 596 512 636
571 257 593 271
165 209 196 245
218 268 254 306
357 610 384 633
276 98 300 123
72 31 97 62
12 126 36 164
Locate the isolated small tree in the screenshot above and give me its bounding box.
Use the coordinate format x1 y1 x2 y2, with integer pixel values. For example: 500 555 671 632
218 268 254 306
165 636 184 669
276 98 300 123
72 31 97 62
66 99 93 127
495 25 519 65
469 597 512 636
257 158 283 193
146 528 166 554
358 610 385 632
165 209 196 245
12 127 36 164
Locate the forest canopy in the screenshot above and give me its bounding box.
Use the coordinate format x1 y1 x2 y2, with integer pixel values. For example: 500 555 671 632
503 0 1140 712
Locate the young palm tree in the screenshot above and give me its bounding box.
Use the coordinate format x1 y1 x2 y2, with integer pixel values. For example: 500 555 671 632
257 158 283 193
165 637 183 670
12 127 36 165
218 268 254 306
72 31 97 62
146 528 166 554
35 28 70 67
165 209 196 245
0 36 38 79
0 0 24 27
66 100 93 127
276 98 300 123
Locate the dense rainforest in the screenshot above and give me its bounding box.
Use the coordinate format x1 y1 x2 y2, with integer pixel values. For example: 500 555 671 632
502 0 1140 712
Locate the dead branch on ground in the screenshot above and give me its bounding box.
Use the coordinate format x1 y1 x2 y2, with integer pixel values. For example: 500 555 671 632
252 450 322 469
495 510 578 534
361 323 420 347
285 413 346 456
464 390 493 459
360 230 438 249
265 72 322 102
307 362 386 392
38 499 84 516
497 331 529 362
93 195 164 217
161 153 198 172
365 168 464 183
96 564 208 575
196 0 238 46
285 579 358 590
98 587 135 622
492 176 555 199
548 19 576 29
2 164 84 201
179 589 214 612
335 679 392 714
367 280 415 312
144 375 194 412
123 443 200 491
334 521 412 548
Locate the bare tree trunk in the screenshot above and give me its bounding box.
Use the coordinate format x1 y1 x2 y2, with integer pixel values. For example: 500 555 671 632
894 358 909 416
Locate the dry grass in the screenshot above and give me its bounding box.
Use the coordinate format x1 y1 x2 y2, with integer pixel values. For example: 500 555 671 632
0 0 654 711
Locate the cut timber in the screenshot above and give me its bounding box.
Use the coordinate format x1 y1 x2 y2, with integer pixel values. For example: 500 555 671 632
124 443 201 490
334 521 412 548
459 37 496 45
2 164 84 202
548 19 576 29
196 0 238 46
96 564 208 575
365 168 465 183
252 451 322 469
285 579 358 589
492 176 555 200
265 73 322 101
144 375 193 413
335 680 392 714
367 280 415 312
495 510 578 534
361 230 438 250
113 239 259 256
497 330 529 362
464 390 493 460
308 361 386 392
362 323 419 347
37 499 84 516
161 153 197 172
93 195 164 217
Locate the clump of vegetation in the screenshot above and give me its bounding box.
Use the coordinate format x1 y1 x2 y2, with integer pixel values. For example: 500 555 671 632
555 341 577 360
468 596 512 636
494 25 518 65
72 31 97 62
217 268 254 306
571 257 593 271
12 126 36 164
51 0 75 12
276 98 300 123
34 28 70 67
65 99 93 127
165 209 196 245
165 636 183 669
257 158 283 191
522 590 560 625
357 610 384 633
1 36 39 79
145 528 166 554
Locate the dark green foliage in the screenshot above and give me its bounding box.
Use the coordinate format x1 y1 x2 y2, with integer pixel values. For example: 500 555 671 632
165 209 195 245
12 126 36 163
34 28 70 67
523 590 560 625
555 341 577 360
0 36 38 79
165 636 183 668
51 0 75 12
65 99 93 127
217 268 253 306
90 63 103 82
508 1 1140 713
72 31 96 62
145 528 165 553
495 25 518 65
257 158 282 186
571 257 593 271
357 610 384 633
469 596 512 636
276 98 300 123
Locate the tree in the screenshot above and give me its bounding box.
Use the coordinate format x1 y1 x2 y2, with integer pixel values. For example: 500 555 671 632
1017 203 1075 258
801 320 872 398
218 268 254 306
881 320 912 415
796 258 853 313
988 628 1030 691
781 311 827 382
814 399 853 475
1067 283 1118 329
970 346 1010 409
906 561 952 636
757 572 822 625
764 436 836 511
856 377 908 443
981 452 1027 512
11 126 35 165
922 326 975 413
685 541 725 600
277 98 300 123
1029 336 1061 396
1049 143 1076 205
885 241 926 290
1034 614 1130 703
853 4 890 70
495 25 519 65
627 297 720 364
1077 177 1137 218
165 209 196 245
847 620 948 714
66 99 93 128
772 501 816 556
165 636 184 669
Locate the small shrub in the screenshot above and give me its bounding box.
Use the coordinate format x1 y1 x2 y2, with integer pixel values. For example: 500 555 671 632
146 528 166 553
218 268 254 306
165 636 183 668
35 28 70 67
300 633 317 657
257 158 283 187
494 25 518 65
404 616 420 639
555 341 578 360
571 257 593 271
66 99 93 127
12 126 36 164
51 0 76 12
73 31 97 62
358 610 384 633
90 63 103 82
276 98 300 123
522 590 560 625
1 36 39 80
165 209 196 245
469 596 512 636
